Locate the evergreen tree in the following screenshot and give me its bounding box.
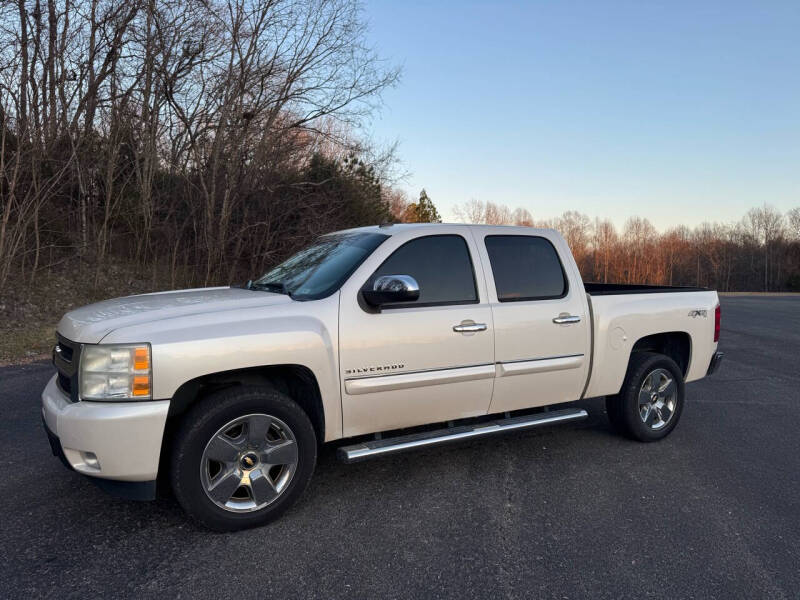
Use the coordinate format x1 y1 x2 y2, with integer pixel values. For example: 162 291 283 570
403 189 442 223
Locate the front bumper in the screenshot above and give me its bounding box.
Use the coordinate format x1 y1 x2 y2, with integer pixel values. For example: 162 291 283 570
41 374 169 488
42 415 157 500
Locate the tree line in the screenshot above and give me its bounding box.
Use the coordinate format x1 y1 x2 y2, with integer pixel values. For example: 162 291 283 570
1 0 402 291
454 199 800 292
1 0 797 297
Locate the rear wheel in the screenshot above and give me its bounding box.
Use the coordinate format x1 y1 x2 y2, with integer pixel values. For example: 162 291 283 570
171 386 317 531
606 352 684 442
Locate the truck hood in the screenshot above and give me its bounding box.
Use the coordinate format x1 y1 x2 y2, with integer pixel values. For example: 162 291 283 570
57 286 292 343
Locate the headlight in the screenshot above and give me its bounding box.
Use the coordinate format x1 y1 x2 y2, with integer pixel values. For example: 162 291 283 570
79 344 152 400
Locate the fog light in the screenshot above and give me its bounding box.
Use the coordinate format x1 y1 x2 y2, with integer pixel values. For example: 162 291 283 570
81 451 100 470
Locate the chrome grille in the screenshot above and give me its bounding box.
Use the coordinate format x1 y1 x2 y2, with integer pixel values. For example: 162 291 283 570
53 335 81 402
55 341 73 363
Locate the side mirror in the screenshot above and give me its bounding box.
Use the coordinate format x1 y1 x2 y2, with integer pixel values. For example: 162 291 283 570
362 275 420 307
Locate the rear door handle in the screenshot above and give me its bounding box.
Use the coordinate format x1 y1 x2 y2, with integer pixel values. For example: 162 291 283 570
553 314 581 324
453 322 487 333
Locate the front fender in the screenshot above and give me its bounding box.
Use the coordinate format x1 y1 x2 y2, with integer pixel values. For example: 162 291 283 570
101 295 342 440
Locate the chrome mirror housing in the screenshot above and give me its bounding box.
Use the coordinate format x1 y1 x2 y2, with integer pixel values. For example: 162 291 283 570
362 275 420 307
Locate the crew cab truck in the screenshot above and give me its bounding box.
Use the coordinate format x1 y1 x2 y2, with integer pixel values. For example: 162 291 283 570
42 224 723 530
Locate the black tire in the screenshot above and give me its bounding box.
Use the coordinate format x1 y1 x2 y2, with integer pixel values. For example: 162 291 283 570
170 385 317 531
605 352 685 442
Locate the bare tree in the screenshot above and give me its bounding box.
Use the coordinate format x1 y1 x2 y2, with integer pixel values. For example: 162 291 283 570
511 207 533 226
0 0 400 290
787 207 800 240
453 199 524 225
453 198 486 224
745 204 783 291
384 188 410 222
2 1 800 299
591 218 616 283
555 211 591 271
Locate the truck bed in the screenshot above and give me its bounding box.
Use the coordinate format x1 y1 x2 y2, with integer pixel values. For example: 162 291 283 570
582 283 719 399
584 282 708 295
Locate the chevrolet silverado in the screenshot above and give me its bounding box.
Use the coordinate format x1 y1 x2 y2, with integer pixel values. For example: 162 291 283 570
42 224 723 530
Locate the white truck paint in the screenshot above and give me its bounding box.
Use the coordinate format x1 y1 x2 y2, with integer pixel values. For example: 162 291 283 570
42 223 722 525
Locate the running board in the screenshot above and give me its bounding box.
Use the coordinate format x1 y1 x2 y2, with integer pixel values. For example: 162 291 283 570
337 408 588 464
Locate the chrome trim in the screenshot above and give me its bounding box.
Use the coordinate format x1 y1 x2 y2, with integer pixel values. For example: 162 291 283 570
496 354 584 377
345 361 491 381
552 314 581 324
54 343 71 363
579 293 595 400
452 321 487 333
344 354 586 392
373 274 419 293
337 408 589 463
344 363 495 395
200 413 298 513
638 368 678 430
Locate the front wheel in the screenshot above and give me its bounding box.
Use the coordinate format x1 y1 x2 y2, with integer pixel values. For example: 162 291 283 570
170 386 317 531
606 352 685 442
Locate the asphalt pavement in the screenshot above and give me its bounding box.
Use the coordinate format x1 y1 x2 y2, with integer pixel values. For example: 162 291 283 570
1 296 798 599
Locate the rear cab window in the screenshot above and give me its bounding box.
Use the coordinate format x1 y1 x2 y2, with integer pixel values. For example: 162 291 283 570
484 235 568 301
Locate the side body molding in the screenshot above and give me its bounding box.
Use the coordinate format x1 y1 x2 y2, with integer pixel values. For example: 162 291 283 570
344 355 584 395
345 364 495 395
496 354 584 377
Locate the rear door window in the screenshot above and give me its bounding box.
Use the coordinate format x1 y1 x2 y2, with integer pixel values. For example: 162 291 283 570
485 235 567 301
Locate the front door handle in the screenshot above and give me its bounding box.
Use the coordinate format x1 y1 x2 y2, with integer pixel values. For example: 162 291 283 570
453 321 487 333
553 314 581 324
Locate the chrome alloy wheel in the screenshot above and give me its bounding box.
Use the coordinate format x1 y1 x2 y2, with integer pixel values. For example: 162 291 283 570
638 368 678 430
200 413 299 512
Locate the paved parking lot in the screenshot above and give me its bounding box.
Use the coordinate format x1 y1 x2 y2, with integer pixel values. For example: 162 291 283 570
1 296 798 599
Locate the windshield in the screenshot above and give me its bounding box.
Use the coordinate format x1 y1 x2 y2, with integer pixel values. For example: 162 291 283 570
252 231 389 300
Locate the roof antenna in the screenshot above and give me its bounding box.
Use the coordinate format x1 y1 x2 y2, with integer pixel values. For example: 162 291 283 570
379 222 394 228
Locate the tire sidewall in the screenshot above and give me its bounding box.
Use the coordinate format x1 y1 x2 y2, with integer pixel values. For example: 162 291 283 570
622 353 685 442
171 386 317 531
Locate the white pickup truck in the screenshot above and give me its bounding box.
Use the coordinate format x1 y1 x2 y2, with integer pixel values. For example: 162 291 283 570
42 224 723 530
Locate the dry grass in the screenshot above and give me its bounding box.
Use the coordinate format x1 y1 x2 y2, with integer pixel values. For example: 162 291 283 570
0 262 173 365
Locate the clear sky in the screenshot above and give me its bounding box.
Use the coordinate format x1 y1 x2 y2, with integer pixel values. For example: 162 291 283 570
361 0 800 229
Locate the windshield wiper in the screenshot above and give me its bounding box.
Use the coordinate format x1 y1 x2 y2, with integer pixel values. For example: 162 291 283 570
250 280 291 296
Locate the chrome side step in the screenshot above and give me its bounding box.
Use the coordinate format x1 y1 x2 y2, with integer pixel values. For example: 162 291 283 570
337 407 588 463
